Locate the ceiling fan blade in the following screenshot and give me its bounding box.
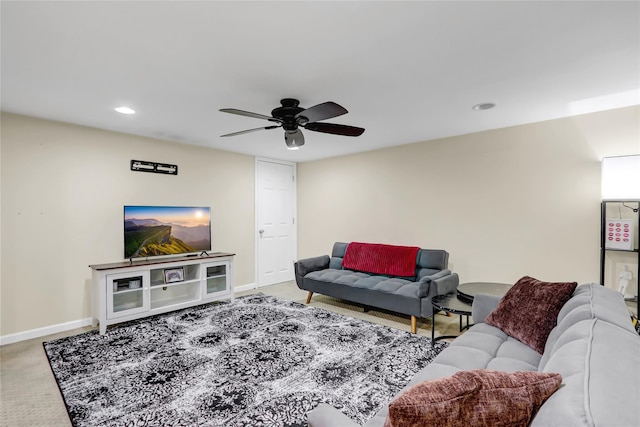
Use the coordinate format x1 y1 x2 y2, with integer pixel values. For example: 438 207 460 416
304 122 365 137
295 102 348 124
284 129 305 149
219 108 281 122
220 125 280 137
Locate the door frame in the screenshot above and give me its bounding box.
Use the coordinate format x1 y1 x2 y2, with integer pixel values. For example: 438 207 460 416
254 157 298 288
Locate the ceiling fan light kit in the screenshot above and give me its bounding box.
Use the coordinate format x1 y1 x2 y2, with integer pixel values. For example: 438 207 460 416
285 129 304 150
220 98 365 149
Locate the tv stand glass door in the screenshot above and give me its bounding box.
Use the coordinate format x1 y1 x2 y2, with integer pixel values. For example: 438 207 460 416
107 270 150 318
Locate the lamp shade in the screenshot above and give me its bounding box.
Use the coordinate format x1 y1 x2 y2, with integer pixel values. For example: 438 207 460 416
601 155 640 200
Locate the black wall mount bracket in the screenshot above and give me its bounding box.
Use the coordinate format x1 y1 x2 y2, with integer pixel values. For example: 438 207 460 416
130 160 178 175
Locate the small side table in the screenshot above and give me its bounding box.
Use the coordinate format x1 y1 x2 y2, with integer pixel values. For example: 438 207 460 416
431 293 472 343
431 282 512 343
457 282 511 304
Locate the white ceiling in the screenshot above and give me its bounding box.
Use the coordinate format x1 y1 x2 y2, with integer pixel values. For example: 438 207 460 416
2 1 639 163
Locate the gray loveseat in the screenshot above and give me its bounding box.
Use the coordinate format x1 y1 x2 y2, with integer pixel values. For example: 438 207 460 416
308 283 640 426
294 242 459 334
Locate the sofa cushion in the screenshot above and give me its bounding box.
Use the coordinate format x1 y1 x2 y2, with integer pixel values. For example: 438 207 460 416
329 241 349 269
557 283 634 331
539 283 635 370
415 249 449 279
305 269 370 284
419 323 541 377
485 276 577 353
384 370 561 427
305 269 419 295
536 318 640 426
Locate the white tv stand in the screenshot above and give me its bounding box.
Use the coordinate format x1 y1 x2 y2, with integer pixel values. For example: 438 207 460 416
90 252 234 334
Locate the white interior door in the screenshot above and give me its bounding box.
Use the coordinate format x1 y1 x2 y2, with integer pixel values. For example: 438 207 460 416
256 159 296 287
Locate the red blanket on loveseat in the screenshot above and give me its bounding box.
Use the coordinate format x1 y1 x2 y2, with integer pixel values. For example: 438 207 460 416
342 242 420 277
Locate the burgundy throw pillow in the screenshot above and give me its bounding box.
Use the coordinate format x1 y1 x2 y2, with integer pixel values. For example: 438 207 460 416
485 276 577 353
384 370 562 427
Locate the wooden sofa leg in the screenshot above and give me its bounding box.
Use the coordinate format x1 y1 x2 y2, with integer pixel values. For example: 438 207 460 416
306 291 313 304
411 316 417 334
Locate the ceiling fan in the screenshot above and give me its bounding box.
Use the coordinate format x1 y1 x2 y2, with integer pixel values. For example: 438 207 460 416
219 98 365 149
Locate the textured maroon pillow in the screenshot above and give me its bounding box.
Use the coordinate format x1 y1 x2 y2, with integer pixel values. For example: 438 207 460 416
384 370 562 427
485 276 577 353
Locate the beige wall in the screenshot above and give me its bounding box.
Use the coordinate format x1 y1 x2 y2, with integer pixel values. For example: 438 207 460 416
1 113 255 336
297 106 640 289
1 106 638 338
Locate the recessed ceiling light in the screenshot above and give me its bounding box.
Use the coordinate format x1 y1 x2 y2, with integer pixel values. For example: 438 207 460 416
115 106 136 114
472 103 496 111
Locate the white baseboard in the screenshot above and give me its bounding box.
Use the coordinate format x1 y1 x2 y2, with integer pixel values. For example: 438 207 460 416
0 317 94 346
234 282 257 293
1 283 260 346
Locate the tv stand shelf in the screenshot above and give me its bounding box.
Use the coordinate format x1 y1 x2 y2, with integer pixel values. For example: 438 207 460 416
90 252 234 334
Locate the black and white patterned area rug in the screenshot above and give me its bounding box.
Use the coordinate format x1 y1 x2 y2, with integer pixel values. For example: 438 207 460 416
44 294 447 427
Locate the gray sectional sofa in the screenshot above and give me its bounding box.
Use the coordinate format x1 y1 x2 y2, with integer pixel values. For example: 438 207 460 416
294 242 459 333
307 283 640 426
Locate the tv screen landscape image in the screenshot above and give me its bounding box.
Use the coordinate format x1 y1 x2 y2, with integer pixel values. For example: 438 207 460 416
124 206 211 259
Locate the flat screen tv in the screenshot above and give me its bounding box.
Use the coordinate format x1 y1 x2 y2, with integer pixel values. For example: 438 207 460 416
124 206 211 259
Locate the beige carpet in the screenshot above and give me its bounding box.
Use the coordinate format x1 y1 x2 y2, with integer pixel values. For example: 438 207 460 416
0 281 463 427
